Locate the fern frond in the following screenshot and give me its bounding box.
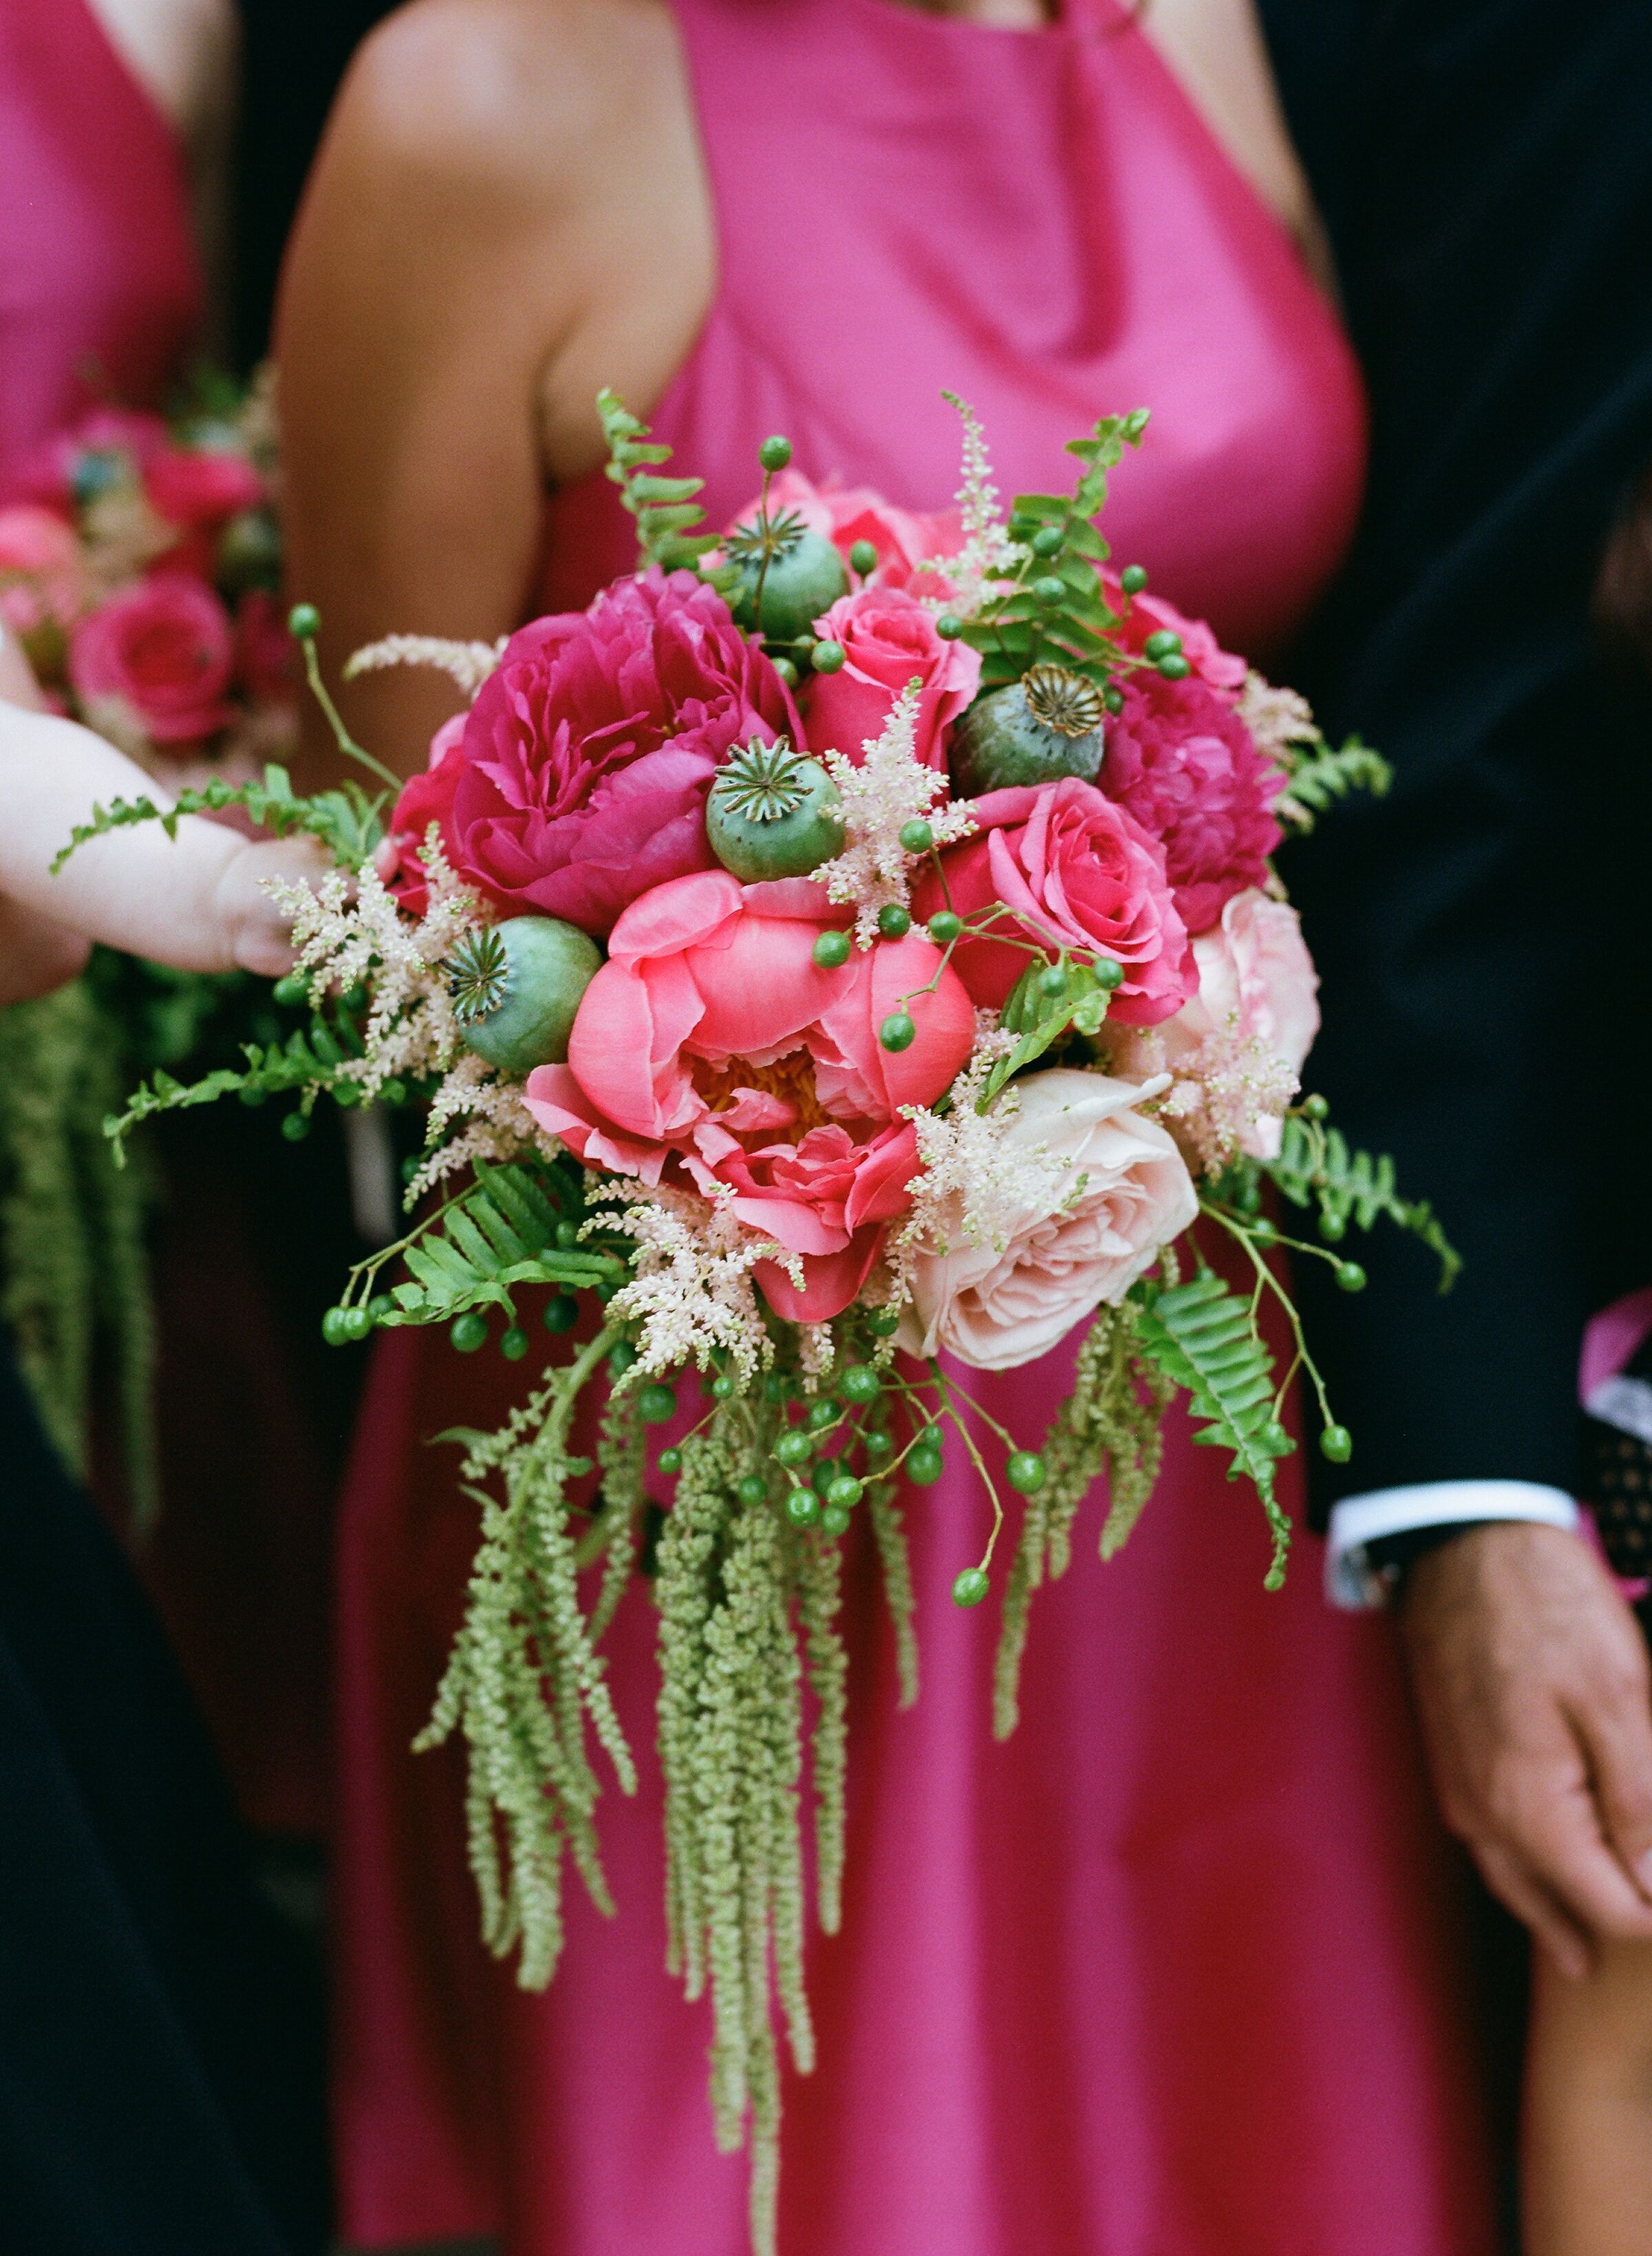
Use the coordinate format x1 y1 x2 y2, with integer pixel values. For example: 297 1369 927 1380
597 388 731 579
1275 734 1392 830
1134 1270 1293 1587
389 1161 627 1324
52 763 385 875
1266 1117 1459 1289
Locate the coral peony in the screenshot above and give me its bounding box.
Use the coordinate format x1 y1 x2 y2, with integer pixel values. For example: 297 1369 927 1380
1100 667 1284 935
734 469 962 598
443 569 798 935
916 775 1193 1026
524 868 974 1319
898 1068 1198 1369
803 585 980 770
68 573 235 746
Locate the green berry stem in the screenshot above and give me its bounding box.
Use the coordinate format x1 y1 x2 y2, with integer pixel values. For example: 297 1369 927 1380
290 609 403 791
927 1361 1006 1574
1198 1199 1340 1442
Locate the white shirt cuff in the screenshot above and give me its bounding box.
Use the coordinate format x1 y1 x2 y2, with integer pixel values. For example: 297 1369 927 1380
1325 1480 1580 1610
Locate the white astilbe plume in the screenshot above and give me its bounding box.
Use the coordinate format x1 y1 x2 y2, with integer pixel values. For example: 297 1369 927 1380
1113 1022 1299 1179
929 391 1028 615
264 832 557 1203
1237 670 1317 768
814 683 975 945
595 1181 785 1382
344 634 509 702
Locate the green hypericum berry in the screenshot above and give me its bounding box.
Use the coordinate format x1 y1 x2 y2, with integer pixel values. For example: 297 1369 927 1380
813 1454 840 1495
1119 564 1148 594
879 1011 915 1052
737 1473 769 1507
1249 1219 1278 1247
935 613 964 640
825 1473 863 1511
813 929 852 969
555 1218 581 1248
866 1309 902 1337
762 1371 790 1403
1320 1424 1353 1464
1102 684 1125 715
822 1503 853 1537
1092 958 1125 991
1039 962 1068 996
1302 1093 1330 1121
926 910 962 945
898 819 933 854
281 1111 310 1142
865 1429 892 1457
367 1294 395 1324
1142 629 1182 661
849 538 879 577
952 1567 990 1607
321 1307 352 1347
775 1430 812 1467
907 1445 944 1486
1335 1261 1368 1294
772 656 799 688
840 1364 881 1404
287 602 320 640
1261 1421 1293 1456
1156 653 1192 679
1030 525 1064 558
1032 575 1065 606
273 972 308 1009
500 1326 529 1361
785 1488 821 1528
1317 1212 1347 1244
639 1383 678 1424
759 434 793 472
710 1372 737 1400
337 1305 369 1343
812 639 847 673
451 1311 488 1353
657 1446 684 1476
544 1293 580 1333
877 903 912 940
806 1397 840 1431
1005 1451 1046 1495
608 1340 638 1376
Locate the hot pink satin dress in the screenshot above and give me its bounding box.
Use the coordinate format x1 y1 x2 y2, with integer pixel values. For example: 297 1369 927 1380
336 0 1500 2248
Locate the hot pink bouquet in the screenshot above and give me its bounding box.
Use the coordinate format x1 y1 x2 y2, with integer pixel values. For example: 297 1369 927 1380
75 392 1451 2251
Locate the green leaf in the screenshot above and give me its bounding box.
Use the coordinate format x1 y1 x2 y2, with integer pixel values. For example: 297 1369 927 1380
1275 733 1392 830
597 388 722 574
1134 1270 1293 1586
382 1161 630 1325
1265 1117 1459 1290
53 771 385 876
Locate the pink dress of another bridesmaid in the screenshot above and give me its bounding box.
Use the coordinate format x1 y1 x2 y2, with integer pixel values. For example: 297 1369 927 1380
335 0 1501 2248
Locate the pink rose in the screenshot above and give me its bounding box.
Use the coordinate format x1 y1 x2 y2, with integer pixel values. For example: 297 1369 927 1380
143 446 264 532
1103 573 1248 699
0 505 85 657
68 573 236 745
802 586 981 769
897 1068 1198 1369
1101 668 1284 935
915 776 1193 1026
446 568 798 936
734 470 962 598
525 868 974 1320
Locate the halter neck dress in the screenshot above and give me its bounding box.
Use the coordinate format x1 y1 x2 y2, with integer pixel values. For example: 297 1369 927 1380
335 1 1499 2248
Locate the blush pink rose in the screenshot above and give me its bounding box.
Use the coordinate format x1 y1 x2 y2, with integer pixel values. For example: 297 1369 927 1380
802 586 981 769
915 776 1194 1026
1103 572 1248 699
734 469 963 598
525 868 974 1320
897 1068 1198 1369
1101 668 1284 935
447 568 798 936
68 573 236 745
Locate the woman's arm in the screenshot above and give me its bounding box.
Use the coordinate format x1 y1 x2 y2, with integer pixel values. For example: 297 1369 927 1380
273 0 713 788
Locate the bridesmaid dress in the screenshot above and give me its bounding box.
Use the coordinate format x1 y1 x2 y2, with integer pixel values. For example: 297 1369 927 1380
336 1 1500 2249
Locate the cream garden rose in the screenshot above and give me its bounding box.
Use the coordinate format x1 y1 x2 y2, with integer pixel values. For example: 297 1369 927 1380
897 1068 1198 1371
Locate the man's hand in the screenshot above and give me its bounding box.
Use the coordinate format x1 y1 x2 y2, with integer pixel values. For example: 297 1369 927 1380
1401 1521 1652 1976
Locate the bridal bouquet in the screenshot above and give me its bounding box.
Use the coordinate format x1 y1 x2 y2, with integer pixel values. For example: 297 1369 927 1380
62 393 1452 2248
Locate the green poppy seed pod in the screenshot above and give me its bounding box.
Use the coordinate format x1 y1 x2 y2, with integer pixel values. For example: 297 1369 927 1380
451 916 602 1077
949 670 1105 795
728 520 847 642
707 741 845 881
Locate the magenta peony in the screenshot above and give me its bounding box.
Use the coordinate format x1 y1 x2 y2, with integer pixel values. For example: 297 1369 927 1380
67 573 235 745
915 776 1194 1026
803 585 980 769
523 869 974 1320
443 569 798 936
1101 668 1284 934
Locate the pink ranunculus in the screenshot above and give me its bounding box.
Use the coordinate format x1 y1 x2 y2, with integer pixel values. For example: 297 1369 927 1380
67 573 236 745
0 505 86 653
1102 572 1248 699
802 585 981 769
143 446 264 532
897 1068 1198 1369
734 470 962 598
915 776 1194 1026
524 868 974 1320
1100 667 1284 935
447 568 798 937
378 713 468 918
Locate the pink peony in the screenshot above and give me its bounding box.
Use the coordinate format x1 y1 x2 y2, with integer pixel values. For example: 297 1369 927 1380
734 470 962 598
915 776 1193 1026
524 868 974 1320
897 1068 1198 1369
441 569 798 936
1103 572 1248 699
803 585 981 769
68 573 235 745
1101 668 1284 935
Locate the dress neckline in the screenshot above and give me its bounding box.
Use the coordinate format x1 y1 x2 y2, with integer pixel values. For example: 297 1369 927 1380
66 0 188 157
